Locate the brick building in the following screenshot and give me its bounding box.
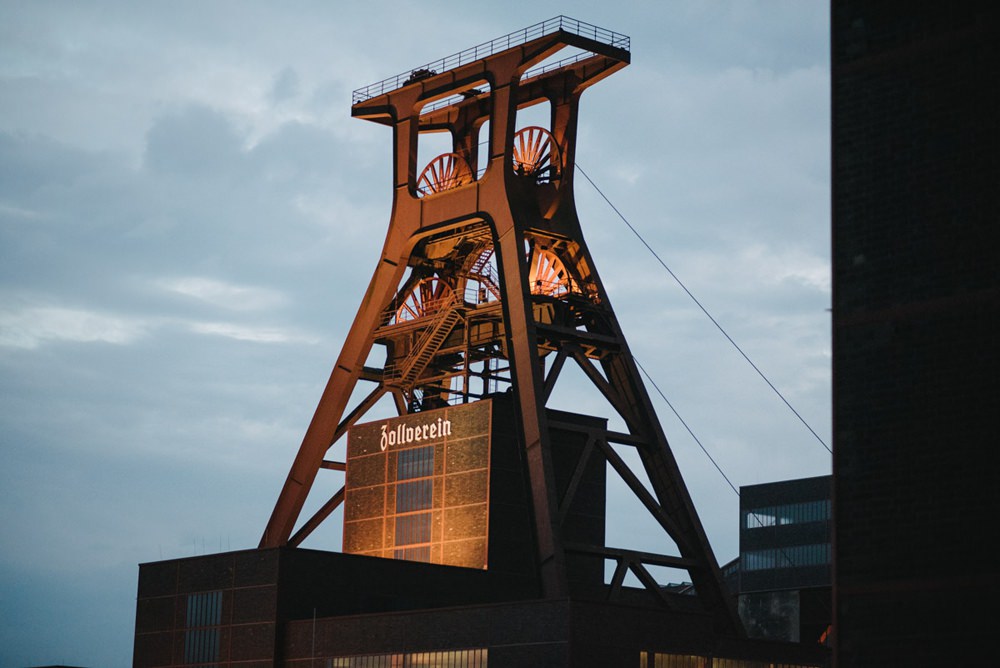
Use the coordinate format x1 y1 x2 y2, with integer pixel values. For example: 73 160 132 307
134 400 828 666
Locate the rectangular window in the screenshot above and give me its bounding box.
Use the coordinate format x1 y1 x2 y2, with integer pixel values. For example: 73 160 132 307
396 479 433 513
642 654 820 668
652 653 705 668
398 446 434 480
392 445 434 562
395 512 431 546
184 590 222 665
742 543 831 571
393 545 431 562
328 648 487 667
744 499 831 529
712 660 768 668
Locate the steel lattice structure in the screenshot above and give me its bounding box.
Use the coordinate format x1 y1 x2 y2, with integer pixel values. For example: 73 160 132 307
261 16 741 636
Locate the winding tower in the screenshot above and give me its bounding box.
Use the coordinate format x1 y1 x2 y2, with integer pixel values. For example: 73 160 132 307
261 17 739 636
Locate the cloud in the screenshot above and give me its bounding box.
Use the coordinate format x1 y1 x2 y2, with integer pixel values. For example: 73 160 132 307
683 244 832 297
767 250 832 294
0 297 315 350
0 201 46 221
143 105 246 175
269 66 300 104
188 321 318 344
0 305 147 349
158 276 286 311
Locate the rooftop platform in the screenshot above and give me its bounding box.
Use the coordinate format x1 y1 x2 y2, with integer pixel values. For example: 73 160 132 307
351 15 630 105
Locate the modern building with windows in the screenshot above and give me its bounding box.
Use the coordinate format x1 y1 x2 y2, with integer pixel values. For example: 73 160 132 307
729 476 832 645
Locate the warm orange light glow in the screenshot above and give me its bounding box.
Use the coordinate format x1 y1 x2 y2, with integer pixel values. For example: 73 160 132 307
529 248 571 297
416 152 474 196
512 126 560 182
395 277 455 322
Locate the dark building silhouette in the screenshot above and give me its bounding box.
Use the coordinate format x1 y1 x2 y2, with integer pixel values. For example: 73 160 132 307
831 2 999 665
134 402 828 667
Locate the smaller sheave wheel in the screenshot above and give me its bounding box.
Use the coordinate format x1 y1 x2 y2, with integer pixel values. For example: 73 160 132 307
416 153 473 197
512 126 561 184
529 248 571 297
395 276 454 322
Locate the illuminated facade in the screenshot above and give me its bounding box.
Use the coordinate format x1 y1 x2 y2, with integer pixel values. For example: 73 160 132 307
343 403 492 568
342 399 606 581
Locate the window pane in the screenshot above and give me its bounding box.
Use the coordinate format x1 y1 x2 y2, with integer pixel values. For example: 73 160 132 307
395 513 431 546
398 446 434 480
397 479 433 513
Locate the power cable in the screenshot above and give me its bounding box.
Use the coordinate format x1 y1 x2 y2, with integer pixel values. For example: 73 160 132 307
635 358 739 496
608 175 820 566
577 165 832 455
641 358 804 569
579 166 825 575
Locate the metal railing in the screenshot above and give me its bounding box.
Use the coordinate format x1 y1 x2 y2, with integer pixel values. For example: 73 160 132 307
462 267 502 304
352 16 630 104
531 277 600 302
382 294 456 327
421 91 481 116
521 51 598 84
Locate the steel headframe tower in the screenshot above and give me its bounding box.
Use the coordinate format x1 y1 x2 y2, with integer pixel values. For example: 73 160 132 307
261 16 740 635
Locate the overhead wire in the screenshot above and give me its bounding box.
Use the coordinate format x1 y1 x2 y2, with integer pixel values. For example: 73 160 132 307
634 358 740 496
577 164 832 456
579 166 828 567
640 355 813 564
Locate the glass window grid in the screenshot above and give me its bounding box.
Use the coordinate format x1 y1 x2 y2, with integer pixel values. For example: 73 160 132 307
393 545 431 562
396 479 433 513
394 512 432 547
397 446 435 480
641 652 704 668
392 446 434 560
328 648 487 667
743 499 831 529
640 653 821 668
184 590 222 665
742 543 832 571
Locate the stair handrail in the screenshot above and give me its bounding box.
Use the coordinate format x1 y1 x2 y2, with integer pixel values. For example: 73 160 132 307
383 296 463 387
399 308 462 384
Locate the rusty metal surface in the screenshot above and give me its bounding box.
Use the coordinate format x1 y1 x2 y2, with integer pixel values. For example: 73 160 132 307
261 18 740 635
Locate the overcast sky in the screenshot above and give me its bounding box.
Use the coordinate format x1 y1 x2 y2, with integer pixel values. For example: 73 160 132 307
0 2 830 665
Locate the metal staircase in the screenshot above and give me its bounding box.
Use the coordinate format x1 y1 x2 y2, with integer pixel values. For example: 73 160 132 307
466 247 502 302
386 302 464 389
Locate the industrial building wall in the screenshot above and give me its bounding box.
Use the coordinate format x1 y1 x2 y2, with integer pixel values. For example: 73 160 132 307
341 396 606 585
343 401 496 568
831 2 999 665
